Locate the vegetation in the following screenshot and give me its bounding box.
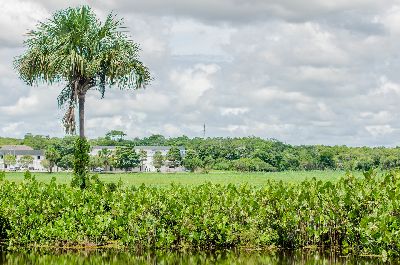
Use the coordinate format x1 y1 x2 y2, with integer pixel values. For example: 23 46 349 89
72 138 90 189
44 147 60 173
165 147 182 168
1 170 354 186
6 133 400 173
0 170 399 258
113 147 140 171
18 155 34 168
3 154 16 168
153 151 164 172
183 150 203 172
14 6 151 138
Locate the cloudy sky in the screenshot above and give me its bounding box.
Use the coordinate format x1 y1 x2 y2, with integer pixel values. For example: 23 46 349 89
1 0 400 146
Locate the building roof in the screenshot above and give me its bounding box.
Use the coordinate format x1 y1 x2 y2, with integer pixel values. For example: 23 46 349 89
0 150 44 156
134 146 185 151
0 145 33 151
91 145 185 151
91 146 118 150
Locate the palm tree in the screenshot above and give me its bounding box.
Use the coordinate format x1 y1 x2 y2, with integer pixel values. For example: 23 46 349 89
14 6 151 138
98 148 113 171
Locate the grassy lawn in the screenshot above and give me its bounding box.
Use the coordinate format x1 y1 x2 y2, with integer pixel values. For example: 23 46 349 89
3 170 359 187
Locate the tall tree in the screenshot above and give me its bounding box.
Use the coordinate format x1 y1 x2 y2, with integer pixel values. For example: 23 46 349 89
114 147 139 172
14 6 151 138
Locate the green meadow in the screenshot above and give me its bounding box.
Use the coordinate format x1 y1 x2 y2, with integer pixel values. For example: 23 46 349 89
3 170 359 187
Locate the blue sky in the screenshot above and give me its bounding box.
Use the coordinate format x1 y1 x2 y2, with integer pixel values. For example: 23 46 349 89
1 0 400 146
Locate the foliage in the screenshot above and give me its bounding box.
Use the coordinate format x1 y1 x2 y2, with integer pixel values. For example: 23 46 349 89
113 147 139 171
98 148 114 171
138 149 147 171
6 134 400 172
233 158 276 172
18 155 34 168
153 151 164 172
90 155 103 169
0 137 21 146
22 133 51 149
57 154 74 170
40 159 50 171
45 146 60 173
3 154 16 167
106 130 127 141
72 138 90 189
165 147 182 168
0 170 400 257
183 150 202 172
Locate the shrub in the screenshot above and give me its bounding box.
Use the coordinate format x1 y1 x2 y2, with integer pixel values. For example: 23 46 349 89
0 170 400 257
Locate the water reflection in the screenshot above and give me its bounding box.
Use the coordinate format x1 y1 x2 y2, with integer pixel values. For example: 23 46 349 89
0 249 391 265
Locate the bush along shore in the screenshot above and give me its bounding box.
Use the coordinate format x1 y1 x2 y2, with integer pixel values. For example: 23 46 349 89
0 170 400 257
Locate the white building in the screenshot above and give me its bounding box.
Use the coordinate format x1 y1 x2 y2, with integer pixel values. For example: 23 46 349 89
0 145 45 171
134 146 186 172
90 145 186 172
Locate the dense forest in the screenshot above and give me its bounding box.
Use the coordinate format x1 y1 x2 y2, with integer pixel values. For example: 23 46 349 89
1 132 400 172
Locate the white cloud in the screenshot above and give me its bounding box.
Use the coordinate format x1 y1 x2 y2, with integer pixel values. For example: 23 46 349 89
1 0 400 146
365 125 395 137
220 107 249 116
0 0 49 46
170 64 220 106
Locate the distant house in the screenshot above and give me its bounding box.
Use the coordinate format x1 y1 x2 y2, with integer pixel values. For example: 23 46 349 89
134 146 186 172
0 145 45 171
90 145 186 172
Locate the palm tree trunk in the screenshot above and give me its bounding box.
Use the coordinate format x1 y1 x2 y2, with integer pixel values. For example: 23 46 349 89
78 94 85 138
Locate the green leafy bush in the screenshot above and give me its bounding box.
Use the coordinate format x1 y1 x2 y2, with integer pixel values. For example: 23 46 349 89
0 170 400 257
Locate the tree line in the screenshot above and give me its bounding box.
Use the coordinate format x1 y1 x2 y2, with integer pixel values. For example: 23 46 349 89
2 133 400 172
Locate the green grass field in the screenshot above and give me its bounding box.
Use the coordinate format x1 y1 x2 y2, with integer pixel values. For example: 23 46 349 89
3 170 360 187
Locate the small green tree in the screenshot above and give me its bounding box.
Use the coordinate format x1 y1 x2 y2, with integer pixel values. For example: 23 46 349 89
201 156 215 173
90 155 103 170
114 147 139 172
45 146 60 173
18 155 34 168
166 147 182 168
139 149 147 171
183 149 202 172
40 159 51 172
4 154 16 169
57 154 74 170
98 148 113 171
153 151 164 172
106 130 127 141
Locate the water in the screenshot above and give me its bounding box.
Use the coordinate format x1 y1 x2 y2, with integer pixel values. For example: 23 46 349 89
0 250 392 265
